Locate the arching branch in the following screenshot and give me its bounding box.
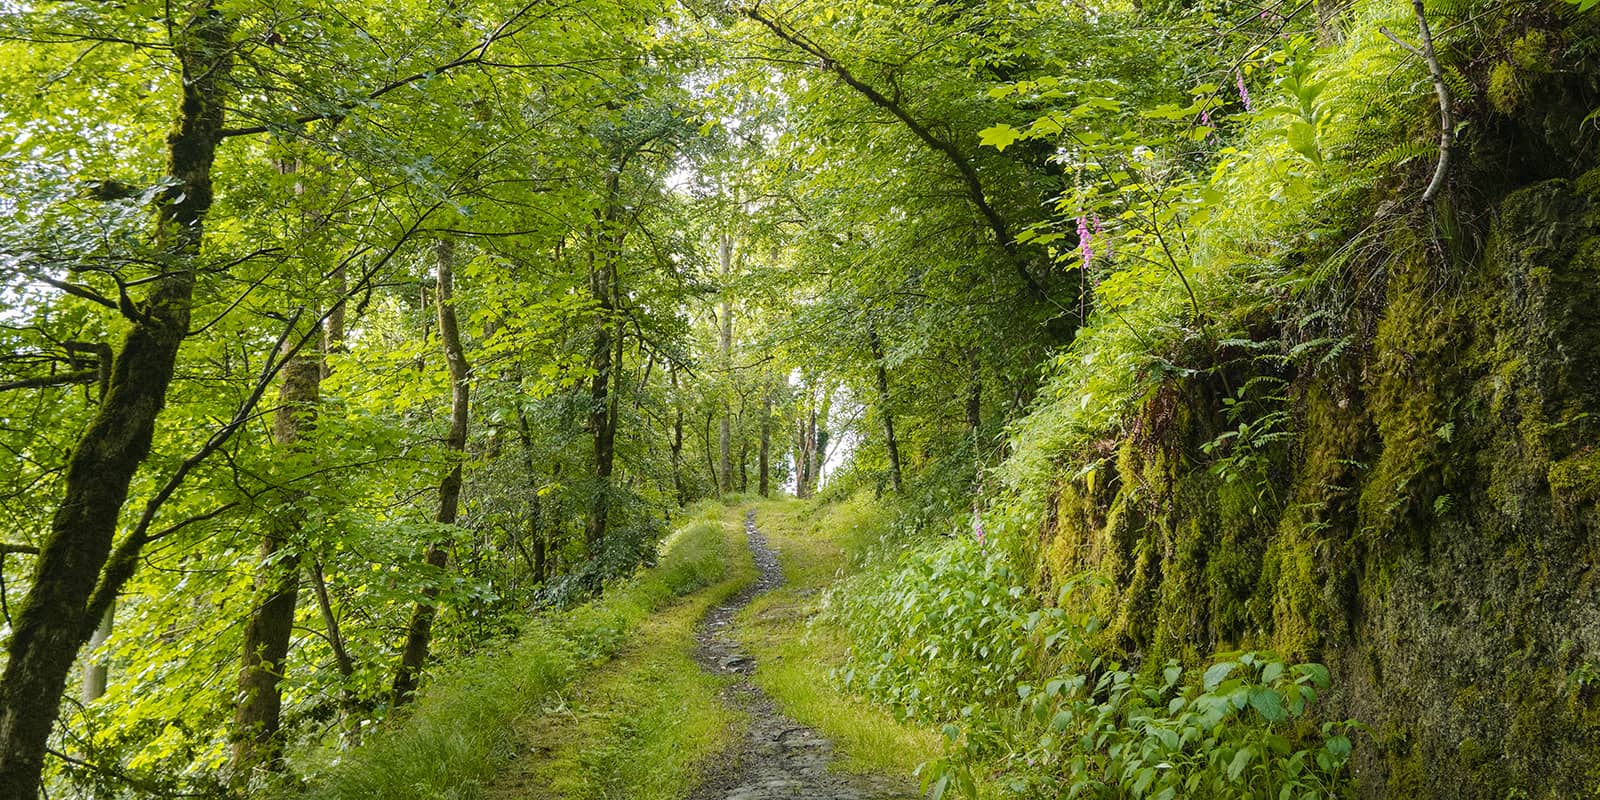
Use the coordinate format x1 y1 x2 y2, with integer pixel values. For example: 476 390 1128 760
745 3 1049 302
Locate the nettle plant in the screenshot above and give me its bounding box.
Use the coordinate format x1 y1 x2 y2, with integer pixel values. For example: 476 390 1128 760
927 650 1357 800
829 535 1041 720
913 573 1359 800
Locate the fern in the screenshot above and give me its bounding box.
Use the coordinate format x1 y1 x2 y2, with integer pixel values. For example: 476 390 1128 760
1370 138 1434 168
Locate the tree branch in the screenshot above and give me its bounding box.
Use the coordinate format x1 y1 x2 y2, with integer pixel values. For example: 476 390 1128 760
216 1 545 138
1382 0 1452 205
80 202 445 631
745 3 1050 303
0 370 98 392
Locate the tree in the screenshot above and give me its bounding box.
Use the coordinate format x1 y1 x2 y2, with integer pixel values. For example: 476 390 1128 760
0 8 238 794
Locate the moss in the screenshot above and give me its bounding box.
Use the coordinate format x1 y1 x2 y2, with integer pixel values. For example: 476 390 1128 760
1576 167 1600 199
1488 60 1523 115
1203 531 1257 638
1260 532 1326 659
1356 242 1459 546
1549 448 1600 511
1509 29 1552 72
1037 176 1600 797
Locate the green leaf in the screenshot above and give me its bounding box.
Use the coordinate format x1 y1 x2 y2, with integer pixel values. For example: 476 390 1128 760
1248 687 1287 722
1227 746 1255 781
1261 661 1285 683
1294 663 1331 688
1286 121 1320 163
1203 661 1236 691
978 124 1023 152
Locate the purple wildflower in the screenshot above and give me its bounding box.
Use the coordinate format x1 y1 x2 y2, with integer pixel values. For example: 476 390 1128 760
1077 214 1094 270
1236 71 1252 112
972 512 986 547
1092 213 1111 261
1201 108 1213 132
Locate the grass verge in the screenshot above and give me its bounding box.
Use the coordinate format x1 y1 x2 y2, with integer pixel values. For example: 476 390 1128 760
483 512 757 800
733 497 941 782
296 502 737 800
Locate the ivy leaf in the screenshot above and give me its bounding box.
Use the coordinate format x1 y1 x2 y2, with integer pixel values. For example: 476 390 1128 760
978 123 1023 152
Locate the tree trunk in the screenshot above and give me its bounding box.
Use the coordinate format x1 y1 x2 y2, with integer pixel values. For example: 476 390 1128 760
232 152 330 780
670 368 685 506
866 326 902 494
794 416 811 498
232 344 319 778
718 411 732 496
759 395 771 498
738 432 749 493
717 232 734 496
703 408 720 492
514 403 546 585
79 602 113 705
0 9 234 796
392 238 470 705
79 350 115 707
585 170 622 557
811 411 827 493
308 560 361 747
310 200 358 745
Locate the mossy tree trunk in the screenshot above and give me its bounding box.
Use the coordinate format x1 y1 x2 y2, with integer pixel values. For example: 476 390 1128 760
866 324 902 494
794 413 813 498
232 343 320 778
392 238 470 705
758 395 771 498
0 7 234 796
670 367 686 505
585 169 623 557
717 231 734 497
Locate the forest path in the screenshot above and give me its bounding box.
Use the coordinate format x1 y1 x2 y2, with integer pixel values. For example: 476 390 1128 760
684 511 918 800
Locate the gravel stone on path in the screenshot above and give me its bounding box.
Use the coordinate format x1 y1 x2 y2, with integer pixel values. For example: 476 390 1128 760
685 511 921 800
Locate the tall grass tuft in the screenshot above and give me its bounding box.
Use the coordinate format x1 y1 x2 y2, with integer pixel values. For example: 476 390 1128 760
293 503 729 800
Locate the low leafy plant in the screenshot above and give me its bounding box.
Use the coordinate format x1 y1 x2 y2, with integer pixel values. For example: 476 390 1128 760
925 651 1356 800
829 535 1042 721
828 520 1358 799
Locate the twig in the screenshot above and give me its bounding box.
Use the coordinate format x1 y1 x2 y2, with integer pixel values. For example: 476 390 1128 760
1381 0 1452 205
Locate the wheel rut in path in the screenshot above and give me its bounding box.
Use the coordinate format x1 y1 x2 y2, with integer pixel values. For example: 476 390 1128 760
687 511 919 800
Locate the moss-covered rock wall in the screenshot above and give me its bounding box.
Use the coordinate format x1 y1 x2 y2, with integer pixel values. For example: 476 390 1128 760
1034 25 1600 798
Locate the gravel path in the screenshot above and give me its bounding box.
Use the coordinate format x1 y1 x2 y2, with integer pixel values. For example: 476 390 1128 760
685 511 918 800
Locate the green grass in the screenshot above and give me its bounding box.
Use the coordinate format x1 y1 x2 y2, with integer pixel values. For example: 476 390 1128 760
485 515 757 800
733 497 942 781
295 502 736 800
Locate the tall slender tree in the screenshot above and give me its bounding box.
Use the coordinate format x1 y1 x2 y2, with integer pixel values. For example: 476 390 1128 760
393 238 471 705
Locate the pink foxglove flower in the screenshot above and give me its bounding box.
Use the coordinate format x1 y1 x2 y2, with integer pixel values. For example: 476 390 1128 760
1092 213 1111 261
972 513 986 546
1077 214 1094 270
1236 71 1252 112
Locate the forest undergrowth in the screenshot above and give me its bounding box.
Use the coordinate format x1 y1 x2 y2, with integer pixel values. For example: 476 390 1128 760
293 503 736 800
